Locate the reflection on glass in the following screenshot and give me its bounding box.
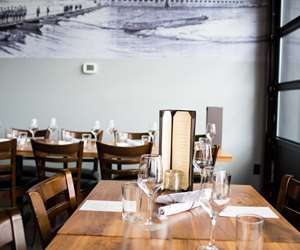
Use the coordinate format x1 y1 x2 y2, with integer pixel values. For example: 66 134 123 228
277 90 300 143
279 28 300 83
281 0 300 26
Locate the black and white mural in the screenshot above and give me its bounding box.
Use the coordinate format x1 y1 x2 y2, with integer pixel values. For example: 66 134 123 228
0 0 269 58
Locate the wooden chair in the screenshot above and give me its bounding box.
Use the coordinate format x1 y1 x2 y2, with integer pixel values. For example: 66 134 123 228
62 130 103 181
96 142 152 180
193 144 220 183
11 128 50 179
0 208 27 250
30 139 89 200
276 175 300 231
27 170 77 248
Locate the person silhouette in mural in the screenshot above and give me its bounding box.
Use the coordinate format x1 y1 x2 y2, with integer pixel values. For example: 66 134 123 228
36 6 40 17
46 6 50 16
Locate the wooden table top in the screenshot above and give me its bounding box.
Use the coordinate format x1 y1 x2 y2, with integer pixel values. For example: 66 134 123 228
16 140 233 161
46 181 300 250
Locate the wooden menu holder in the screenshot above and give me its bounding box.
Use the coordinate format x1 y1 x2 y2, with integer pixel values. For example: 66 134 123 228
159 110 196 191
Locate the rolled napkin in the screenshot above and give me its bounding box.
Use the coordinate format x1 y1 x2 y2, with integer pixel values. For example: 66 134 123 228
156 189 211 204
156 189 212 217
158 200 211 216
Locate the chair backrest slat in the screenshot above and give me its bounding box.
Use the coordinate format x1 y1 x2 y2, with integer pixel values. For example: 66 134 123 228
0 208 27 250
63 129 103 141
127 132 150 140
27 170 77 248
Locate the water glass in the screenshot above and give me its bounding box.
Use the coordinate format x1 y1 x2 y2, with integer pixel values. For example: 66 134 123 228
17 132 27 148
82 134 92 148
236 215 264 250
118 132 128 143
141 135 151 144
121 182 143 222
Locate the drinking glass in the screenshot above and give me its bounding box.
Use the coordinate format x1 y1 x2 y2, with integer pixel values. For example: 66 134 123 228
122 219 172 250
141 135 151 144
193 138 213 186
107 120 117 143
206 123 216 144
236 215 264 250
17 132 28 149
200 170 231 250
91 120 101 141
118 132 128 143
82 133 92 143
138 154 163 225
148 122 158 143
49 117 58 141
121 182 143 222
29 118 39 138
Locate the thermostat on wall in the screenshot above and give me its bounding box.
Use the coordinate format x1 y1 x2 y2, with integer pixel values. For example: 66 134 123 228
82 63 97 74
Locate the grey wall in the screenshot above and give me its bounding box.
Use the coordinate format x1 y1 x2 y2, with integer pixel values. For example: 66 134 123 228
0 57 266 188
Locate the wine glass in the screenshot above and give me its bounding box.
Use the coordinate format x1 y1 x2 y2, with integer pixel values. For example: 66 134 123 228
193 138 213 186
199 170 230 250
49 117 58 141
148 122 158 143
91 120 101 141
29 118 39 138
206 123 216 144
107 120 117 143
138 154 163 226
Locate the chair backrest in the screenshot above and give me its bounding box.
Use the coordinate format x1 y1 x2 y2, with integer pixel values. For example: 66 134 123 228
11 128 50 139
0 208 27 250
0 139 17 207
27 170 77 248
63 129 103 141
277 175 300 231
127 132 150 140
30 139 83 198
96 142 152 179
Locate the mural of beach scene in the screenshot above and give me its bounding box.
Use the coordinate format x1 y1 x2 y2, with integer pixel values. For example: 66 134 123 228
0 0 270 59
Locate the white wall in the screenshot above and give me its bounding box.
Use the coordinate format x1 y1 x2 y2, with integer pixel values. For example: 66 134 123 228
0 56 266 188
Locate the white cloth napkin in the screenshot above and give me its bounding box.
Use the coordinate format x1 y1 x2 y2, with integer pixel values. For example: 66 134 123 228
126 139 143 146
156 189 212 216
219 206 279 218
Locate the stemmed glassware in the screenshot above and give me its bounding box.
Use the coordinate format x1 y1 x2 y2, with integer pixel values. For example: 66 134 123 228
206 123 216 144
193 138 213 186
148 122 158 143
29 118 39 138
107 120 117 143
48 117 58 141
138 154 163 225
199 170 231 250
91 120 101 141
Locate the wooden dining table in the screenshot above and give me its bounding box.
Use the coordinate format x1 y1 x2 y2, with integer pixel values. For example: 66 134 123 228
46 181 300 250
16 139 233 162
